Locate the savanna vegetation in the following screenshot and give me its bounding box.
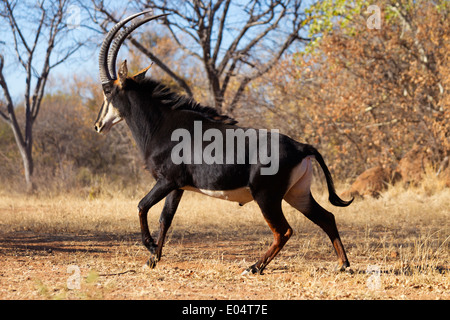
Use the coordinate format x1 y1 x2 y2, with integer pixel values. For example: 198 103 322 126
0 0 448 300
0 184 448 299
1 0 448 193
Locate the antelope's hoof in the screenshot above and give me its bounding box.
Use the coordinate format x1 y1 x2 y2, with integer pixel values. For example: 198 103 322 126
335 261 352 273
242 264 264 275
146 256 158 269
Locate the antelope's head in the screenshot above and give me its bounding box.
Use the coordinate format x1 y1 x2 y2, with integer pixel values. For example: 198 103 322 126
94 11 166 134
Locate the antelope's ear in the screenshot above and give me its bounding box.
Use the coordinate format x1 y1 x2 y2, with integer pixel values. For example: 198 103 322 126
132 63 153 81
118 60 128 88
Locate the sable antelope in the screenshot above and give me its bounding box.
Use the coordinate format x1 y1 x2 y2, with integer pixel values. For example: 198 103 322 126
95 11 353 274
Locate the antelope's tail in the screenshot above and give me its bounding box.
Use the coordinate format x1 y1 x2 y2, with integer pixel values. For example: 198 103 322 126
307 145 353 207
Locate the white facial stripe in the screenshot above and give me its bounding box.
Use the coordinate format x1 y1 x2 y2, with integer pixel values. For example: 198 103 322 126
102 100 121 123
96 94 123 133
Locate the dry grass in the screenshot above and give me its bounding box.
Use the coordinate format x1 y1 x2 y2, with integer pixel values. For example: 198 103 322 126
0 179 448 300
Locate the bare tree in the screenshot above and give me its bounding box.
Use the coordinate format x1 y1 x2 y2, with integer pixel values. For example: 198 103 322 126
91 0 310 113
0 0 83 191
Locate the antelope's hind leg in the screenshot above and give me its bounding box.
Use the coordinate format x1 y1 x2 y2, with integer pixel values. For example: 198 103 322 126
285 191 350 271
244 194 293 275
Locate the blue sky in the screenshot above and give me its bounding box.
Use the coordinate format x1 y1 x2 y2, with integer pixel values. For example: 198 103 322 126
0 2 101 102
1 1 311 103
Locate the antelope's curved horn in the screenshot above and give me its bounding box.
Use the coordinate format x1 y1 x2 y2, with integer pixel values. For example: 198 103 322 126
98 10 152 85
107 13 169 81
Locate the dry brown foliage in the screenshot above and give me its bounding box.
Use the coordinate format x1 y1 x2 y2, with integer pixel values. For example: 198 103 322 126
245 1 449 181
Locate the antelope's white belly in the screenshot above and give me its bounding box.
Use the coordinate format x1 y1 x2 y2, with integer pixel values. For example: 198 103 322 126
182 186 253 205
181 157 314 206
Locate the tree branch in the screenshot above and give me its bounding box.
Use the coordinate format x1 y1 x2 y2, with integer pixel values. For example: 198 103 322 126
0 54 25 146
212 0 230 64
94 4 194 96
164 20 202 59
32 0 69 122
4 1 31 54
124 0 310 112
129 37 194 96
216 0 281 76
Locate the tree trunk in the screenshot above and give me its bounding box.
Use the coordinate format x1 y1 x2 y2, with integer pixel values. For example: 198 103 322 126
17 140 35 193
208 73 223 112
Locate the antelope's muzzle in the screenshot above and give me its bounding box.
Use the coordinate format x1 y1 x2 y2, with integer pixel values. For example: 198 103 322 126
94 99 123 134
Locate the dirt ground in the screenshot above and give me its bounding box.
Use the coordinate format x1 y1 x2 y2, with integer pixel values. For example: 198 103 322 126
0 188 448 300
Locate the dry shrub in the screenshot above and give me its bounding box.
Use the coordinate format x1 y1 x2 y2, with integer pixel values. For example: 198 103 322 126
244 1 449 181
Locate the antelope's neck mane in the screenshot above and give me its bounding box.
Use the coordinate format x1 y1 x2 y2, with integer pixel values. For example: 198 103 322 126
136 78 238 125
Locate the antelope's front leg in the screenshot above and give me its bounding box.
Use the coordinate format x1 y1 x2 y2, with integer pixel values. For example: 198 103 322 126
137 179 176 267
148 189 184 268
139 209 156 254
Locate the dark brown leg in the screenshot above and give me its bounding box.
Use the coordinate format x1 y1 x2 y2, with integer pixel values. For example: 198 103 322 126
244 197 293 275
138 179 176 265
148 189 184 267
301 194 350 270
139 209 155 253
